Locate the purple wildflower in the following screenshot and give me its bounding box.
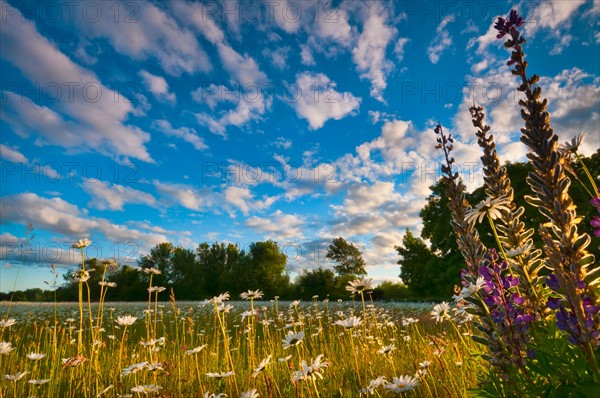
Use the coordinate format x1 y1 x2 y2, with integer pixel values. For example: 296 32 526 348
494 9 525 38
475 250 533 371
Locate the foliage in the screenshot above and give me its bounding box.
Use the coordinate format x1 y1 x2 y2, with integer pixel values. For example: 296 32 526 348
397 152 600 300
395 229 439 297
326 237 367 277
376 281 411 301
429 10 600 397
294 267 337 299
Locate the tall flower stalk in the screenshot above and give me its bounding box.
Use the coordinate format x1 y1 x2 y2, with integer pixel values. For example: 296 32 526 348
72 238 92 354
469 105 546 317
495 9 599 372
434 123 487 276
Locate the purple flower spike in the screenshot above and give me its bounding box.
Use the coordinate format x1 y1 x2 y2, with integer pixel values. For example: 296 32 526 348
479 266 493 281
512 293 525 306
547 297 561 310
509 10 525 28
494 9 524 38
546 274 560 292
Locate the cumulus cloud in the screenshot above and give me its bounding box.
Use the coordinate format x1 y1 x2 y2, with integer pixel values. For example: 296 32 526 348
352 2 396 101
224 186 279 216
0 5 152 162
153 180 217 211
453 68 599 159
0 144 27 163
245 210 304 239
0 193 168 250
73 0 211 75
172 1 270 136
272 137 293 149
299 43 316 65
332 181 403 216
427 16 454 64
289 72 361 130
151 120 207 151
81 179 156 211
393 37 410 62
139 70 176 103
262 46 291 70
524 1 586 37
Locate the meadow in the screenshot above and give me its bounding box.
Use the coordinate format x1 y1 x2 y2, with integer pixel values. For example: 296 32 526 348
0 290 482 398
2 8 599 398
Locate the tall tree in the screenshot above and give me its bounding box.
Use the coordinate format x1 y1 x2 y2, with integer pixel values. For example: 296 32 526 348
246 240 289 297
171 247 201 299
395 229 440 297
326 237 367 277
138 242 175 287
197 242 229 297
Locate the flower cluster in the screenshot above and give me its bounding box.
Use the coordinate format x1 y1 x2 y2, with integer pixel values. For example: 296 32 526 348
591 190 600 248
493 9 524 39
546 273 600 347
473 251 532 372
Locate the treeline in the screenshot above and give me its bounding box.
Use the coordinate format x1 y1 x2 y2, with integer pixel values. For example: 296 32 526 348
397 150 600 298
0 238 411 302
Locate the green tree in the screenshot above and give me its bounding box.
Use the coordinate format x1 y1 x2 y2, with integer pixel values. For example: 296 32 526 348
197 242 229 297
377 281 410 301
294 267 336 299
170 247 201 299
395 229 441 297
326 237 366 277
106 265 145 301
245 240 289 297
138 242 175 287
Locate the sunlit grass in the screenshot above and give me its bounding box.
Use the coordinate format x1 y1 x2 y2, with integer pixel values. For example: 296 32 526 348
0 297 484 397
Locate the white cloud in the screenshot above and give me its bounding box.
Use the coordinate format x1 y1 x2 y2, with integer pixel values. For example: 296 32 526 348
0 193 168 249
394 37 410 62
0 144 27 163
139 70 176 103
0 5 152 162
289 72 361 130
520 1 586 55
152 120 207 151
427 16 454 64
81 179 156 211
272 137 293 149
224 186 279 216
333 181 403 216
74 0 211 76
172 1 270 135
245 210 304 239
352 2 396 101
525 1 586 37
453 67 599 158
466 20 502 55
262 46 291 70
270 0 304 33
153 180 217 211
313 4 354 47
299 43 316 65
471 59 489 74
543 68 600 154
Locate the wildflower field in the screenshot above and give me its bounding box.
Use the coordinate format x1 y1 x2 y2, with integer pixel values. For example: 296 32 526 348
1 293 481 398
2 8 600 398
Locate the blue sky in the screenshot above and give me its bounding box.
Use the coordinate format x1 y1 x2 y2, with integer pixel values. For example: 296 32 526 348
1 0 599 292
